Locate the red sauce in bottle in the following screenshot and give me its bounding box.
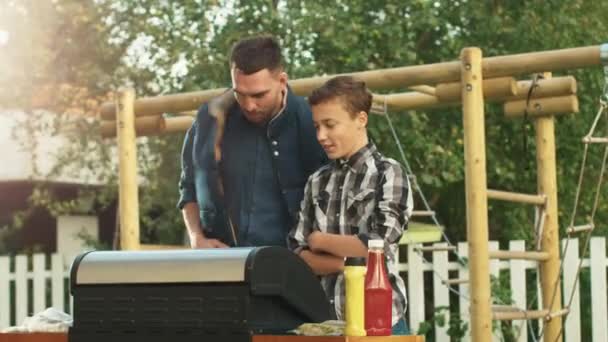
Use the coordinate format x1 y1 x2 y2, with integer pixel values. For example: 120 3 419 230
364 240 392 336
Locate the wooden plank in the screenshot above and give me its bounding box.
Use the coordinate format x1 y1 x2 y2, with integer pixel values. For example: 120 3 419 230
15 255 28 325
509 241 528 342
457 242 471 341
0 256 9 329
252 335 425 342
32 254 45 314
51 254 64 312
407 244 425 334
562 238 581 342
590 237 607 342
431 243 449 341
0 333 68 342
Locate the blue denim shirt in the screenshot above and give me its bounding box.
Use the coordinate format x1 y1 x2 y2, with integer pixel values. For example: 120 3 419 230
178 88 327 246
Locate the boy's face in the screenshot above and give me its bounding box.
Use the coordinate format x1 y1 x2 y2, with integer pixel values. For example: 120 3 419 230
312 99 368 160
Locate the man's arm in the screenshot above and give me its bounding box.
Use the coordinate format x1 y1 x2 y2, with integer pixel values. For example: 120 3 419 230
182 202 227 248
177 111 227 249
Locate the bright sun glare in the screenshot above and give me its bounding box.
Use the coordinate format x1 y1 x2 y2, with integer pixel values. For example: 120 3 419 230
0 30 8 46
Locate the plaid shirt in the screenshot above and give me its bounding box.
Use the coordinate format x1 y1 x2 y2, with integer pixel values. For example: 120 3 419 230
288 143 413 325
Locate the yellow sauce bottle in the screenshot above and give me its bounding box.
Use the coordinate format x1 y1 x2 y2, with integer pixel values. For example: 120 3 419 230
344 257 367 336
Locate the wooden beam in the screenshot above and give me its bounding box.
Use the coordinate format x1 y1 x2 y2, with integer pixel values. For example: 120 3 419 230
164 116 194 133
99 45 602 119
411 210 435 217
416 245 457 252
514 76 577 99
489 250 549 261
566 223 594 234
493 309 550 321
408 85 436 96
461 47 492 342
436 77 516 102
101 115 164 138
486 189 546 205
504 95 579 118
545 308 569 321
443 278 469 285
116 89 140 251
534 73 564 342
101 116 194 138
582 137 608 144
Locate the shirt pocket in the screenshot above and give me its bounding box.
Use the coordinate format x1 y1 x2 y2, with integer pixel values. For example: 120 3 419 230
346 189 375 231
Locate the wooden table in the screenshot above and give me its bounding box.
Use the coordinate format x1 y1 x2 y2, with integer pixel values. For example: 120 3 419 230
253 336 424 342
0 333 67 342
0 333 424 342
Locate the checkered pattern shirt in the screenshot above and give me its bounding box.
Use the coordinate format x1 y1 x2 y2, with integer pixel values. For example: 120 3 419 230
288 143 413 325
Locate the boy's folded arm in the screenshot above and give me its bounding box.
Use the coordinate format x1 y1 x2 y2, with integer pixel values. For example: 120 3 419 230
307 231 367 258
298 249 345 276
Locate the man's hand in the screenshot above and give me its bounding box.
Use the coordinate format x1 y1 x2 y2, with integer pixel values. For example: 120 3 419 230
189 231 228 249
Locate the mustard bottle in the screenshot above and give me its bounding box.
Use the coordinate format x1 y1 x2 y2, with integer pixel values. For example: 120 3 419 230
344 257 367 336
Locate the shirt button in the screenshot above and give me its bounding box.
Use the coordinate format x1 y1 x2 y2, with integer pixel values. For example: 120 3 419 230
274 151 279 157
335 213 340 217
272 140 278 146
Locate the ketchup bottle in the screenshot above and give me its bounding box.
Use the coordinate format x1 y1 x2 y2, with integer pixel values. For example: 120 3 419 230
364 239 392 336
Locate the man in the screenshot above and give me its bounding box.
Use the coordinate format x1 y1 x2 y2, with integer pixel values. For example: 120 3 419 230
178 36 327 248
288 76 413 334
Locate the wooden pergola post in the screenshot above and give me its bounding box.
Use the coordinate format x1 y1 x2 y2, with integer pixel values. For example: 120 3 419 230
535 73 563 342
461 47 492 342
116 88 140 250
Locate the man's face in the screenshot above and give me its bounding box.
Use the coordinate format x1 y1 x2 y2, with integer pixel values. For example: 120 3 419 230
231 67 287 125
312 99 368 160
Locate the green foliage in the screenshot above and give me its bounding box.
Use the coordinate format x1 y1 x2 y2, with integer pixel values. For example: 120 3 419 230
417 306 468 342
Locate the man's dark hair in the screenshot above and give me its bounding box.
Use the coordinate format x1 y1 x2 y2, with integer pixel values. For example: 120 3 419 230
230 36 283 74
308 76 373 116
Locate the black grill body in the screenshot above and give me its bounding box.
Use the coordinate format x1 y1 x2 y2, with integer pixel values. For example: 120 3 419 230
69 247 331 342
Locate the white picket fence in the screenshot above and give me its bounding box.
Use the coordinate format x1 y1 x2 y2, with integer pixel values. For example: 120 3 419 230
1 238 606 342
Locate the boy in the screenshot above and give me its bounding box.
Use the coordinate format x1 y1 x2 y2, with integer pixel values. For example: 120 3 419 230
288 76 413 334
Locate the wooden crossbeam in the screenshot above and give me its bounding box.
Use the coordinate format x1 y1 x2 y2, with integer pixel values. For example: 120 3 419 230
408 85 436 96
416 245 457 253
442 278 468 285
493 309 550 321
545 308 570 321
411 210 435 217
487 189 546 205
582 136 608 144
567 223 594 234
489 250 550 261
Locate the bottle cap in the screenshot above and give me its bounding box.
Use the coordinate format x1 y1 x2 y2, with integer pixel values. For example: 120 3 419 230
345 257 366 266
368 239 384 249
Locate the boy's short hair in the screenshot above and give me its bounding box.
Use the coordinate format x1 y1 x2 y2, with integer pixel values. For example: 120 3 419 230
308 76 373 117
230 36 283 74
